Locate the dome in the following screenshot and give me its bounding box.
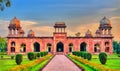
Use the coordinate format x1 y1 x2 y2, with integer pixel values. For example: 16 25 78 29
9 17 21 29
100 17 111 25
27 30 35 37
85 29 92 37
19 29 25 34
95 29 101 34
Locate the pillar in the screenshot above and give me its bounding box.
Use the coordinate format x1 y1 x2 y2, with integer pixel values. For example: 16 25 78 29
55 28 56 32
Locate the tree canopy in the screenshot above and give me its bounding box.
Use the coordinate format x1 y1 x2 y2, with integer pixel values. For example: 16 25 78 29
0 0 11 11
113 40 120 54
0 37 7 52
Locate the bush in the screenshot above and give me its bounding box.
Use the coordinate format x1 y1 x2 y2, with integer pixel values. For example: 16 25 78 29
86 53 92 60
83 52 87 59
1 55 3 59
99 52 107 65
11 55 14 59
28 52 35 60
37 52 40 58
15 54 23 65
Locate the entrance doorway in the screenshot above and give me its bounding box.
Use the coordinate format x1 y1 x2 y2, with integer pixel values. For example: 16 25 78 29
56 42 64 52
34 42 40 52
80 42 87 51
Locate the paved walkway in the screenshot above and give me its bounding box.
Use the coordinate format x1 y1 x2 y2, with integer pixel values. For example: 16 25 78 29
42 55 82 71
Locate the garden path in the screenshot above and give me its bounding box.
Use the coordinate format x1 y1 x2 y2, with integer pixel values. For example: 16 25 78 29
42 55 82 71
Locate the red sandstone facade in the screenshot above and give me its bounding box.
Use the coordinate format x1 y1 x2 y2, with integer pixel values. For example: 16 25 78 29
7 17 113 54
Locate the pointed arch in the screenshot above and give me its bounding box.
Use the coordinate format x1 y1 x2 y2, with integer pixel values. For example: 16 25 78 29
47 43 52 52
94 43 100 52
56 42 64 52
11 47 15 52
33 42 40 52
68 43 73 52
20 43 26 52
80 42 87 51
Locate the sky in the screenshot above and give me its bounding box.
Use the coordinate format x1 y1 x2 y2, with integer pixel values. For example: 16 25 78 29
0 0 120 41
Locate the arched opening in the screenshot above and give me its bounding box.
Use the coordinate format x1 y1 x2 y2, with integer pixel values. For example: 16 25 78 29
56 42 64 52
11 47 15 52
105 42 109 46
105 47 109 52
20 44 26 52
34 42 40 52
11 41 15 46
69 43 73 52
80 42 87 51
94 44 100 52
105 42 110 52
47 43 52 52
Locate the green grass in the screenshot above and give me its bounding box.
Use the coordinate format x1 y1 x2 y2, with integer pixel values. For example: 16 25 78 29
91 54 120 70
0 54 32 71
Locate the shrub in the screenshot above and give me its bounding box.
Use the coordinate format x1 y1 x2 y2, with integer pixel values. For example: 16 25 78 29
34 53 37 59
86 53 92 60
28 52 35 60
11 55 14 59
1 55 3 59
83 52 87 59
99 52 107 65
37 52 40 58
15 54 23 65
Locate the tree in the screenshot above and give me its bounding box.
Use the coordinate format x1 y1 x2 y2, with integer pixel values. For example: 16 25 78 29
75 32 80 37
0 37 7 52
113 40 120 54
15 54 23 65
0 0 11 11
99 52 107 65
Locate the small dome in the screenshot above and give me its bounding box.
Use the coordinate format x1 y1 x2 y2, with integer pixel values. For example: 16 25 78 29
100 17 111 25
95 29 101 34
19 29 25 34
9 17 21 29
85 29 92 37
27 30 35 37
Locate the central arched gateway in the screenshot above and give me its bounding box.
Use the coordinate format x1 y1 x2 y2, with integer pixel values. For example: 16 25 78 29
56 42 64 52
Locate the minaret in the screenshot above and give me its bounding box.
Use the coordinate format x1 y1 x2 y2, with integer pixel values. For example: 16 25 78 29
98 17 112 37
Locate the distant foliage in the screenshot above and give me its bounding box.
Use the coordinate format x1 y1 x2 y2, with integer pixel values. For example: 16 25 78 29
0 37 7 52
15 54 23 65
0 0 11 11
99 52 107 65
113 41 120 54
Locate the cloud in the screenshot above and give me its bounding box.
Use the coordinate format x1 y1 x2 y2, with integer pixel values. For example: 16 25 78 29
67 23 99 36
0 17 120 41
98 8 118 14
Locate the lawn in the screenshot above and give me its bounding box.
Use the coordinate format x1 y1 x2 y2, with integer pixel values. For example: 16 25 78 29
91 54 120 70
0 54 32 71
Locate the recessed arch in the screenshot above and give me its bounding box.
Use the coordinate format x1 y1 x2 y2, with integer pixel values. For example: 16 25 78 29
47 43 52 52
105 47 109 52
11 47 15 52
56 42 64 52
11 41 15 46
68 43 73 52
20 43 26 52
33 42 40 52
94 43 100 52
80 42 87 51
